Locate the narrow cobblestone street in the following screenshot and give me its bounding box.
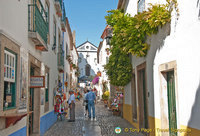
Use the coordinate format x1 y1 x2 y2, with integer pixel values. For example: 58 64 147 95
44 100 144 136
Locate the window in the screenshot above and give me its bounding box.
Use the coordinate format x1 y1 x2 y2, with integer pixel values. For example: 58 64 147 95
106 57 109 64
53 20 56 50
138 0 145 13
86 46 89 49
45 2 50 31
4 50 17 109
66 43 68 59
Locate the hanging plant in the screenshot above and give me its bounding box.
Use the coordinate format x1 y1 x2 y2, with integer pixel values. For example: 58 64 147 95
75 71 80 77
92 76 99 85
72 64 76 69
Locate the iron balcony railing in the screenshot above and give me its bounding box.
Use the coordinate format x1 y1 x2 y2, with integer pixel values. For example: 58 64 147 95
28 1 48 44
62 4 66 25
58 46 64 67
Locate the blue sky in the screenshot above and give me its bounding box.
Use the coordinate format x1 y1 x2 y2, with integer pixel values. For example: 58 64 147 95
64 0 118 47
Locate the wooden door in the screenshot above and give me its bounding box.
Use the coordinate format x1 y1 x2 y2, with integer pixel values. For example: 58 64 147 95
138 68 148 129
131 73 137 121
167 71 177 136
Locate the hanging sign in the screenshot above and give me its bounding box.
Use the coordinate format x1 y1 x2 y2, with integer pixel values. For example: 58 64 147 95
30 76 45 88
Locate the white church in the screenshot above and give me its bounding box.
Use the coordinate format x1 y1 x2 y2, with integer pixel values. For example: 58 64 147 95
77 41 99 84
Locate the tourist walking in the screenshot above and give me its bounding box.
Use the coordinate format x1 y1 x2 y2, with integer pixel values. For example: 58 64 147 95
86 89 96 119
83 90 89 117
68 90 75 122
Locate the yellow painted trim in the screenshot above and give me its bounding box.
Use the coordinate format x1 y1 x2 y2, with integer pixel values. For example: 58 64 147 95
123 104 139 129
180 125 200 136
123 105 200 136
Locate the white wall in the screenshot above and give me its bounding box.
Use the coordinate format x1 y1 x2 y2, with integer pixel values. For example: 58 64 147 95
71 46 79 88
64 28 71 100
123 0 200 130
0 0 70 134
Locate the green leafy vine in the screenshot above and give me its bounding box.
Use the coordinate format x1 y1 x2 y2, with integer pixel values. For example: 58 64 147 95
104 0 178 86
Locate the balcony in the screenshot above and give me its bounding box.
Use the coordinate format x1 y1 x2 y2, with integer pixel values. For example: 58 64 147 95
61 4 66 32
54 0 62 17
28 2 48 51
58 46 64 73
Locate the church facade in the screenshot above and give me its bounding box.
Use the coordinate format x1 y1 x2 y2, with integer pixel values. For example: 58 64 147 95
77 41 98 83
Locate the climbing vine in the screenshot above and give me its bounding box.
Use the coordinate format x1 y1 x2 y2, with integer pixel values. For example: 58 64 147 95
104 0 178 86
104 46 132 86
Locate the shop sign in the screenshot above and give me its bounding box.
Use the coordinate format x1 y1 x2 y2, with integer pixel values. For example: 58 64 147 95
30 76 45 88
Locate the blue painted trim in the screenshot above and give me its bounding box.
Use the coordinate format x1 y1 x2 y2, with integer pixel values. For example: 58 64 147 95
9 126 27 136
40 110 57 136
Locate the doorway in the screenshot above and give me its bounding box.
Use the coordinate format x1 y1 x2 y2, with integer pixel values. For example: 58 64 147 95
131 72 137 122
29 66 34 135
137 63 149 129
28 64 41 135
167 71 177 136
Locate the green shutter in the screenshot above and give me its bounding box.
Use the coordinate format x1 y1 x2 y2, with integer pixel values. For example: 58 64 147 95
167 71 177 136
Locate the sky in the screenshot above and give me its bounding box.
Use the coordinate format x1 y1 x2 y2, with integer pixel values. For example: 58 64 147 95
64 0 118 47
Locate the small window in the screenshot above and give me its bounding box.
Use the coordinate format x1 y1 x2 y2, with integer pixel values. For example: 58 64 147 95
106 57 109 64
66 43 68 59
53 20 57 50
86 46 89 49
78 57 82 63
4 50 17 109
4 50 15 82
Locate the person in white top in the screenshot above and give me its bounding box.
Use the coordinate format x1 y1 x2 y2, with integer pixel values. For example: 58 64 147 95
83 90 89 117
68 90 75 122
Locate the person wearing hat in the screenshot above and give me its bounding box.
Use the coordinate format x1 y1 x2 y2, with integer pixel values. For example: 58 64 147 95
68 90 75 122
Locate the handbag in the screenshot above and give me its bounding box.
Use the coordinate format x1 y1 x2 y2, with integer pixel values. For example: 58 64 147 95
82 101 86 106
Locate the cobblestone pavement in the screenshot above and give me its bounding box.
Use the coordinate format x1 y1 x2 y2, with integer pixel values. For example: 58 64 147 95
44 100 144 136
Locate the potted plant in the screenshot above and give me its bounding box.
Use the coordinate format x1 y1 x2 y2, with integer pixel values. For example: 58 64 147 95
102 91 109 106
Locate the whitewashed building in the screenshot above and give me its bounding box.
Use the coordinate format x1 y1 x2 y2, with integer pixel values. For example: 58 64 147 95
0 0 72 135
77 41 98 83
69 31 79 89
117 0 200 136
97 26 112 98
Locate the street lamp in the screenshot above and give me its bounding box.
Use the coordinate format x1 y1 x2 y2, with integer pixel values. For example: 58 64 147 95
106 28 112 45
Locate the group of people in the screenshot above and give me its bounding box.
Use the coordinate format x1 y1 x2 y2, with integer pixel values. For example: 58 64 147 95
67 88 96 122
